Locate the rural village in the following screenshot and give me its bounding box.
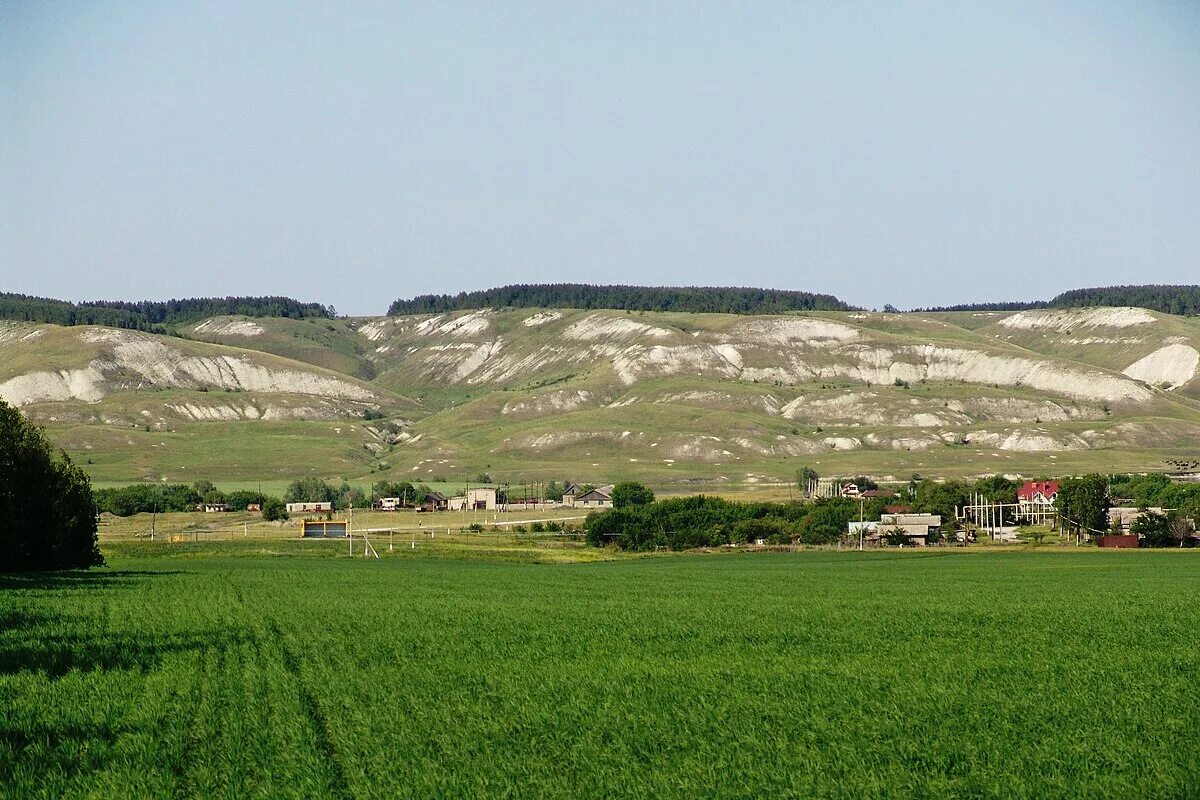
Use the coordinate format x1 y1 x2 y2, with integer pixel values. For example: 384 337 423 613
5 1 1200 795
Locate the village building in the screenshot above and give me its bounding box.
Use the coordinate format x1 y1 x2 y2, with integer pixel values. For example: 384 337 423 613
202 503 231 513
1107 506 1168 533
1016 480 1059 516
847 520 878 538
286 501 333 513
418 491 448 512
847 513 942 546
376 497 402 512
560 483 582 506
449 487 498 511
878 513 942 545
576 485 615 508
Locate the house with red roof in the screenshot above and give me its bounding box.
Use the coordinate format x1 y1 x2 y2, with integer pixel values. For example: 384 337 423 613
1016 480 1059 516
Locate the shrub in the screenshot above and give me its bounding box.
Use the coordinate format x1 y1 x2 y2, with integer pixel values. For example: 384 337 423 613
584 495 828 551
732 516 795 545
261 497 288 522
796 500 856 544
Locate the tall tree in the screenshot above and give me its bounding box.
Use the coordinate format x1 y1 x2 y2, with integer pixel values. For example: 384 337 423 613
0 400 103 571
1056 475 1110 537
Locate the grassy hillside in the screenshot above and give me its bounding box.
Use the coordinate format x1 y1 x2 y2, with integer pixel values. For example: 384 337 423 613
3 305 1200 486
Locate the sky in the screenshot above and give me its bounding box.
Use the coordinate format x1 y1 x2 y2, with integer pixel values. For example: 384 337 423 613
2 2 1198 315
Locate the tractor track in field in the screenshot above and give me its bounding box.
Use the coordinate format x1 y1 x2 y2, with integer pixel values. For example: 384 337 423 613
267 617 354 800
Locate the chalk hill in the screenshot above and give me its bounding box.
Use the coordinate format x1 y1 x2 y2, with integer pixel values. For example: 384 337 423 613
3 306 1200 486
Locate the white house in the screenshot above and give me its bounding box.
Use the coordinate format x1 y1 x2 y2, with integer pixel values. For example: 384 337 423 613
286 501 333 513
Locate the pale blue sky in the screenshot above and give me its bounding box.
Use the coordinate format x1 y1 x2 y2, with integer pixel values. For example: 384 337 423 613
3 1 1198 314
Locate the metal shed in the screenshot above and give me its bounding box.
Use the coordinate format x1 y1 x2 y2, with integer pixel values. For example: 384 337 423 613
300 520 348 538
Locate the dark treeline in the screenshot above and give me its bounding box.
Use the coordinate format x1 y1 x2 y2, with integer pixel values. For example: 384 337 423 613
919 285 1200 316
388 284 852 316
584 495 864 551
94 481 286 520
917 300 1051 312
1051 285 1200 316
0 293 333 332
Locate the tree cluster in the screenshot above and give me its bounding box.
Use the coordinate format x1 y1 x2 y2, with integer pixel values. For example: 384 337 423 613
584 495 859 551
1130 510 1195 548
918 284 1200 316
1050 285 1200 317
284 478 377 509
1 400 104 571
0 293 332 332
388 284 851 316
94 481 288 520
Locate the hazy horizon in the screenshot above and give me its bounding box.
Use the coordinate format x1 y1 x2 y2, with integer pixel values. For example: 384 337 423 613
4 2 1199 315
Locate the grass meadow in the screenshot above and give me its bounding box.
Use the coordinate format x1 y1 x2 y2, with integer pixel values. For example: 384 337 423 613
3 549 1200 798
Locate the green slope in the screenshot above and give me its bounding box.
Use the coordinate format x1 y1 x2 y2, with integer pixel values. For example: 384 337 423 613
4 305 1200 487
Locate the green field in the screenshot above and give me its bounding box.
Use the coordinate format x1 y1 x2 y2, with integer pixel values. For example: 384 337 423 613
4 548 1199 798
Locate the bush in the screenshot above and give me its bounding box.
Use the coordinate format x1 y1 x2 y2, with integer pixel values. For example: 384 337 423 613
261 497 288 522
1133 510 1173 548
584 495 835 552
0 400 104 571
732 516 795 545
796 500 856 544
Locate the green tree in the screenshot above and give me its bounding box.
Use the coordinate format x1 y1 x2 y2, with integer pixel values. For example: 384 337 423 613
1057 475 1109 537
796 466 819 495
796 499 856 544
973 475 1019 504
611 481 655 509
192 479 218 499
0 400 104 571
284 477 335 505
1132 510 1172 547
225 490 265 511
261 496 288 521
913 480 968 523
